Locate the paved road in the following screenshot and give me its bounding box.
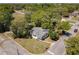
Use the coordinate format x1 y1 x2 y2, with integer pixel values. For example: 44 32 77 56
0 34 31 55
44 21 79 55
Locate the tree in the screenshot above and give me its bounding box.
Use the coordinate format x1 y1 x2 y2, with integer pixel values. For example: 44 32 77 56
0 4 13 32
31 10 45 24
65 35 79 55
49 29 59 41
35 19 42 27
13 4 25 10
58 21 71 31
11 18 32 38
25 13 31 23
42 23 50 29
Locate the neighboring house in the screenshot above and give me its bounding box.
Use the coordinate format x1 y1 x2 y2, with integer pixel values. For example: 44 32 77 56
61 16 71 22
70 11 79 16
30 27 48 40
61 11 79 22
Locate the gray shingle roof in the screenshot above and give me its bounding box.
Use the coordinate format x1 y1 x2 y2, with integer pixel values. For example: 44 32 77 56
31 27 48 40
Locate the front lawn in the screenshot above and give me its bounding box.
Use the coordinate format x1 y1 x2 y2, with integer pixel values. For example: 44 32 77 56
3 31 50 54
15 38 50 54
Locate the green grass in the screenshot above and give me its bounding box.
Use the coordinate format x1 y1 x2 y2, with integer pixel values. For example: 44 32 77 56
13 11 25 20
15 38 50 54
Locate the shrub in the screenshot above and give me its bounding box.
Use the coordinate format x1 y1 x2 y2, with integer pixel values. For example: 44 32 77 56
49 29 59 41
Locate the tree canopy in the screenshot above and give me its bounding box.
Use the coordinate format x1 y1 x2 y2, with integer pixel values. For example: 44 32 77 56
0 4 79 39
65 34 79 55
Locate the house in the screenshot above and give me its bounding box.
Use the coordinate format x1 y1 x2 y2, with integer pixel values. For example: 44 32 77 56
70 11 79 16
30 27 48 40
61 16 71 22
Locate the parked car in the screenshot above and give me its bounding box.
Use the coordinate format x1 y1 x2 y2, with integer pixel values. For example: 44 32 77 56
62 30 71 36
74 29 78 33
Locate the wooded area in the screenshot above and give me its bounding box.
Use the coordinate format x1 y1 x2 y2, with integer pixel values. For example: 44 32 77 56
0 4 77 38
